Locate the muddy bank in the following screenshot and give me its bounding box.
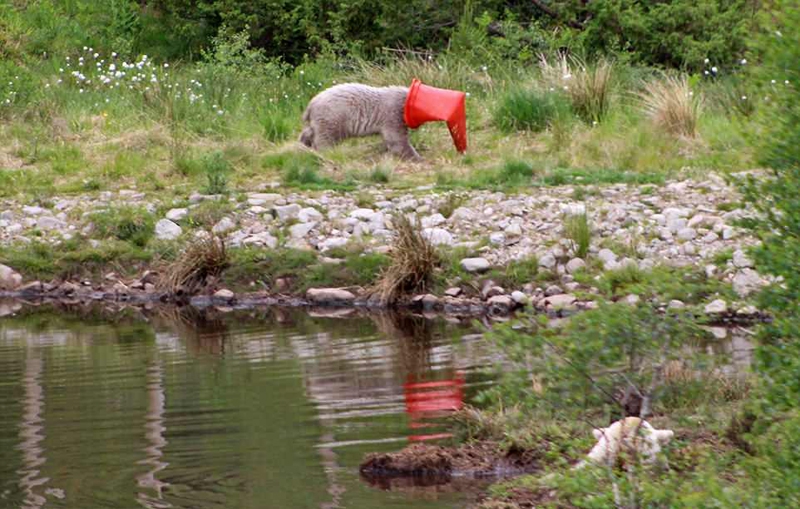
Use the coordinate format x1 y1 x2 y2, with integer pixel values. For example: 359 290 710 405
360 442 542 486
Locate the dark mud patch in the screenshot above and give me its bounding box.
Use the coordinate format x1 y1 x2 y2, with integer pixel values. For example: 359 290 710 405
359 442 541 489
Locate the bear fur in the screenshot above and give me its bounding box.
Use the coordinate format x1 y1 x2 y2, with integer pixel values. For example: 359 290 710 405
575 417 674 469
299 83 421 161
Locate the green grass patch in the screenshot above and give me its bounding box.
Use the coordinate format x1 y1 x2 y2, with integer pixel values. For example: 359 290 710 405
89 206 156 247
494 88 572 133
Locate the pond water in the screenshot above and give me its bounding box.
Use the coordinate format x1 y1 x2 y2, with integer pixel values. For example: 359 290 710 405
0 304 496 509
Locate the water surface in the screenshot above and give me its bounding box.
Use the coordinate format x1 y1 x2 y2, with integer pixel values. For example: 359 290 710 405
0 304 494 509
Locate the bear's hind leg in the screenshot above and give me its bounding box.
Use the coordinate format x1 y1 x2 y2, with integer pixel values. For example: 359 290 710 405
382 127 422 161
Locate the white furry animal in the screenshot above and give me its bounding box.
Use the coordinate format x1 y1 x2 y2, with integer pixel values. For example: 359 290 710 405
575 417 674 469
299 83 421 160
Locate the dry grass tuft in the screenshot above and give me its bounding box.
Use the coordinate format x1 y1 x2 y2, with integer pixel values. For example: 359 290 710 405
371 214 439 305
159 234 228 294
639 75 703 137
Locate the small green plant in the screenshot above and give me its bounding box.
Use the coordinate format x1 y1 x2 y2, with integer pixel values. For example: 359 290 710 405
368 165 392 184
90 206 156 247
202 151 230 195
563 210 591 259
494 87 572 132
438 193 467 218
261 106 295 142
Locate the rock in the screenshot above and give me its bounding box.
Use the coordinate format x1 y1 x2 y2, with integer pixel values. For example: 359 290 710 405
243 232 278 248
504 223 523 237
155 219 182 240
414 294 440 310
421 213 446 228
539 253 557 270
298 207 323 223
705 299 728 314
460 258 490 273
667 217 688 233
37 216 65 230
489 232 506 245
733 269 763 297
732 250 753 269
566 258 586 274
306 288 356 305
449 207 475 222
444 287 462 297
275 204 301 222
319 238 349 252
545 285 563 297
624 294 640 305
543 294 577 310
0 264 23 289
290 222 316 239
487 295 514 311
23 205 44 216
166 208 188 221
677 228 697 241
212 217 236 234
349 208 377 221
422 227 454 246
668 300 686 310
722 227 735 240
17 281 42 294
482 286 506 299
214 289 235 300
247 193 282 206
598 249 618 267
510 290 528 304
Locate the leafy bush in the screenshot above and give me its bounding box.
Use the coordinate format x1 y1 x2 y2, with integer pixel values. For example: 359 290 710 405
494 87 572 132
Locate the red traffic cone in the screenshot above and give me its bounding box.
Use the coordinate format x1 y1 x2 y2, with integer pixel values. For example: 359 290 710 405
404 78 468 153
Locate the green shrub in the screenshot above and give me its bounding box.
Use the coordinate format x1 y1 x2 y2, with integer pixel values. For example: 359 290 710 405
563 211 591 259
493 87 572 133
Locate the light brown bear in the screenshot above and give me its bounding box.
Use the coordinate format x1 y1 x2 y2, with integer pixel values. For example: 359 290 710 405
299 83 421 161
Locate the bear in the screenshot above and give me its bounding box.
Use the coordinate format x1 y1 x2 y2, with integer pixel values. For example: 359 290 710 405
299 83 421 161
575 417 674 469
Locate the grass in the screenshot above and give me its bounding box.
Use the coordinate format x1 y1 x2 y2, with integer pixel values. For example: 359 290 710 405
90 206 156 247
563 210 591 259
640 75 704 137
160 234 228 293
372 214 438 304
493 86 572 133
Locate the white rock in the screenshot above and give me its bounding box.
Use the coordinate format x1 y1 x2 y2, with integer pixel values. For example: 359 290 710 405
0 264 23 289
319 238 348 252
460 258 490 273
23 206 45 216
290 222 316 239
275 204 301 222
504 223 523 237
421 213 446 228
214 289 235 300
705 299 728 314
248 193 282 206
624 294 640 305
733 269 764 297
349 208 377 221
544 294 577 310
449 207 475 222
155 219 182 240
37 216 65 230
306 288 356 304
489 232 506 245
166 208 188 221
598 249 618 267
243 232 278 248
722 227 736 240
668 300 686 310
668 217 688 233
212 217 236 234
566 258 586 274
732 250 753 268
677 228 697 241
539 253 557 270
422 227 454 246
510 290 528 304
298 207 323 223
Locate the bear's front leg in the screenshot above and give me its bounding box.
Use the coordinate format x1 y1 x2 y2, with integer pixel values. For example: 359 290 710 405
382 127 422 162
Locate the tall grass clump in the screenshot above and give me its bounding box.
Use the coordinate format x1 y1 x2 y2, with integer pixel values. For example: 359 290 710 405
539 54 614 122
372 214 439 305
201 151 230 195
563 210 591 259
160 234 228 294
640 75 703 137
494 87 571 132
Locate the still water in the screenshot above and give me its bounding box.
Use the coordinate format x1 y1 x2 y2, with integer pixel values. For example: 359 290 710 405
0 304 495 509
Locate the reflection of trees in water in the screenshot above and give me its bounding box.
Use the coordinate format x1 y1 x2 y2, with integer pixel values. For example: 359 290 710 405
136 362 170 509
371 313 437 383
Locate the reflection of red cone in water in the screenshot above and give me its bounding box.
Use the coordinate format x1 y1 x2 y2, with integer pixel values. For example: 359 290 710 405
404 79 468 153
404 372 465 442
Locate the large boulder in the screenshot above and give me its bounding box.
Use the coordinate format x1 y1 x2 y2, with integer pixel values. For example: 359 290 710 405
306 288 356 305
0 264 23 290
